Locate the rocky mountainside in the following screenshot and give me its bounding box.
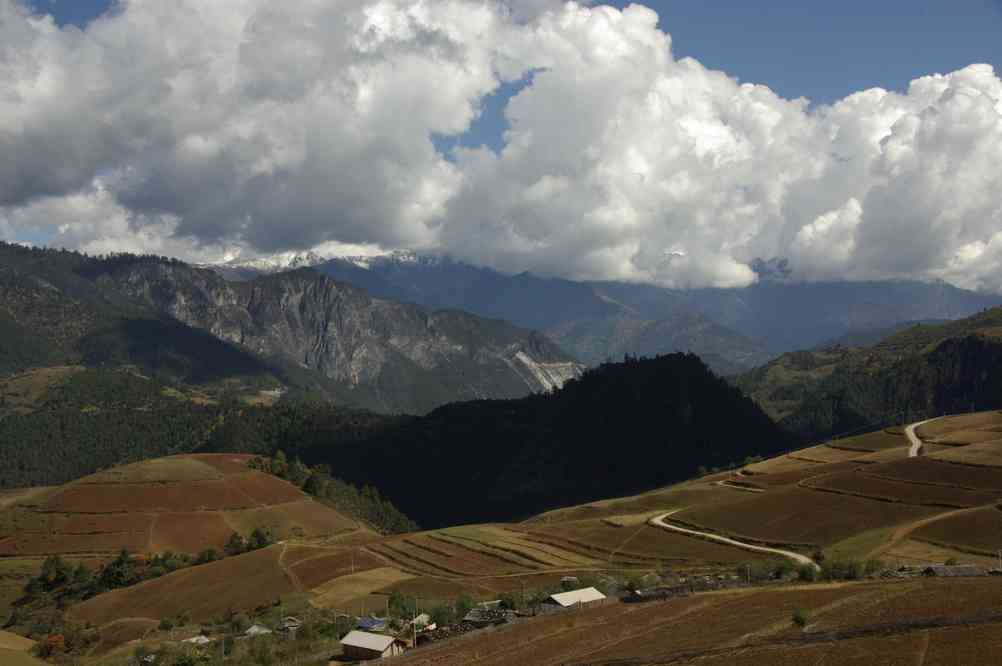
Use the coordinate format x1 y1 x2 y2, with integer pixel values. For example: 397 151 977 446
310 254 773 374
0 243 580 414
216 251 1000 372
737 307 1002 441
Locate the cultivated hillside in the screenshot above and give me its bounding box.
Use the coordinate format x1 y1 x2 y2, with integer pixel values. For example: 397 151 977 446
738 307 1002 440
0 454 362 559
19 412 1002 663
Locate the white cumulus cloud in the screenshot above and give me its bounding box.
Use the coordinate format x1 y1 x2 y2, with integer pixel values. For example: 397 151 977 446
2 0 1002 293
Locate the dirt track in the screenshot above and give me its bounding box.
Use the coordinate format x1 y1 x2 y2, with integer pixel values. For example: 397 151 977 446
649 511 820 571
906 418 940 457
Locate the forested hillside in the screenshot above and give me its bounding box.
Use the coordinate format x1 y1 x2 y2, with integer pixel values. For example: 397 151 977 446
298 353 794 527
0 355 791 530
0 368 396 489
738 308 1002 441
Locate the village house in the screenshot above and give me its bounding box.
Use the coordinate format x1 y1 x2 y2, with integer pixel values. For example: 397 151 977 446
545 586 607 609
340 630 407 661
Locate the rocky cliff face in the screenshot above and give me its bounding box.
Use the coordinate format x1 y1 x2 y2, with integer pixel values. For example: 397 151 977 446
108 262 583 413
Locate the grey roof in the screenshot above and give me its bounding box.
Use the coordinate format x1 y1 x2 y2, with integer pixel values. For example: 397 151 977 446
923 564 986 577
548 587 606 607
245 625 273 636
341 630 398 652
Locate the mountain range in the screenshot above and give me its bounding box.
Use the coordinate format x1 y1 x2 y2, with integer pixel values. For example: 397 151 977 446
0 243 580 414
212 250 1002 374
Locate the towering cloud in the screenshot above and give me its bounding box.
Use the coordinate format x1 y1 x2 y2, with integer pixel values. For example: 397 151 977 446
2 0 1001 291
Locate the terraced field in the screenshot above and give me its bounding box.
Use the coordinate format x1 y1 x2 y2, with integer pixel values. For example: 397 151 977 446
0 454 360 557
910 505 1002 556
391 578 1002 665
15 411 1002 661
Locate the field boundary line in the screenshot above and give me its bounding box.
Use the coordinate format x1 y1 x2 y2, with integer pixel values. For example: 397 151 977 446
650 512 819 571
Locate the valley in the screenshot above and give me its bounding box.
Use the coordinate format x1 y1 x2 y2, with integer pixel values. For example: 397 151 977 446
4 410 1002 664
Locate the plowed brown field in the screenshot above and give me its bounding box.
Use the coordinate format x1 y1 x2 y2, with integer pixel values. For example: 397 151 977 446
677 486 938 547
0 455 359 557
911 504 1002 555
804 471 1002 507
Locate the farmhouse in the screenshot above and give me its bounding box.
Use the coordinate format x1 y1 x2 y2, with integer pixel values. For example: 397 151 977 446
245 625 272 637
340 630 407 661
546 587 607 608
922 564 987 577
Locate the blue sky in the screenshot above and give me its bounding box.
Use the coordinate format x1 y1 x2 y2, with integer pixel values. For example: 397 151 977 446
28 0 1002 153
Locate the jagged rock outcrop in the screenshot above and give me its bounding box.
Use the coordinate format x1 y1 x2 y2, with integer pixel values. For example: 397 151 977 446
108 262 583 413
0 243 582 414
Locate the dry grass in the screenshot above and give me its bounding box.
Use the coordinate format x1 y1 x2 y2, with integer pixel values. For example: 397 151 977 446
0 630 34 651
883 538 997 568
0 366 83 414
749 461 863 488
930 440 1002 467
0 649 47 666
80 457 221 484
69 545 295 625
309 567 414 610
917 412 1002 439
743 456 821 475
788 445 868 464
827 429 908 452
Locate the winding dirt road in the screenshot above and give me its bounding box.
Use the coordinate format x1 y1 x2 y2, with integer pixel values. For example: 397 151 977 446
906 418 940 457
649 511 820 571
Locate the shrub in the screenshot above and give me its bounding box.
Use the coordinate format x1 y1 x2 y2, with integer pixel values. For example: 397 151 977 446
792 608 809 628
158 617 175 632
797 564 818 582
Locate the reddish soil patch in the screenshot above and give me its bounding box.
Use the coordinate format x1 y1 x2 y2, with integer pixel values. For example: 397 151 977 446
55 513 153 535
150 512 234 554
227 473 304 506
804 471 1002 508
0 531 150 556
289 550 384 590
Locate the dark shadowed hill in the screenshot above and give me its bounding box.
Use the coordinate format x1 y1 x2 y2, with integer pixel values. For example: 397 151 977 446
300 353 794 527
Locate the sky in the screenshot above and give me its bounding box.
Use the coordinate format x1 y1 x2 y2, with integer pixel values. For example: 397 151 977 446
5 0 1002 291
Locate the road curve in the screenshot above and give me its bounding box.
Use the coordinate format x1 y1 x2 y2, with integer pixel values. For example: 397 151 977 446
905 418 940 457
650 511 820 571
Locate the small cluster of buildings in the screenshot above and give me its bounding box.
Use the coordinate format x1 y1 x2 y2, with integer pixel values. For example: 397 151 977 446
340 587 609 661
